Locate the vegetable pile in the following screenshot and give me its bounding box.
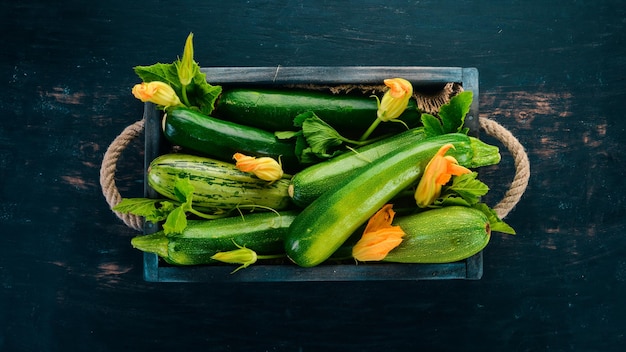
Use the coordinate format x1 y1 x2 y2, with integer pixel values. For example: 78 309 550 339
116 34 515 272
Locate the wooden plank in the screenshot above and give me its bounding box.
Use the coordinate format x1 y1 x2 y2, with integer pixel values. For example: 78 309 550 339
201 66 465 85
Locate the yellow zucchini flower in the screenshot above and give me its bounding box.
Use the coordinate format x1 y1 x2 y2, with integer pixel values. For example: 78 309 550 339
352 204 405 262
131 81 182 108
233 153 284 182
415 143 472 208
177 33 195 86
211 245 258 273
360 78 413 141
377 78 413 122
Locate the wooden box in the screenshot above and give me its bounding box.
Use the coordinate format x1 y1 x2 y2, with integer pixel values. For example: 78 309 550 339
142 66 482 282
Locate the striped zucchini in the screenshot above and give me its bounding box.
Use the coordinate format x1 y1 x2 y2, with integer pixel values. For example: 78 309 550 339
147 153 292 211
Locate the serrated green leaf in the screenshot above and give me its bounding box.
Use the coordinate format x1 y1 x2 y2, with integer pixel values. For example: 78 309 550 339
144 201 177 223
446 172 489 206
133 61 221 114
421 113 445 137
173 177 195 206
292 131 308 163
112 198 160 216
186 70 222 115
298 146 321 164
291 112 347 161
301 115 344 156
112 198 185 224
134 63 180 86
293 111 313 127
439 91 473 134
433 194 472 207
162 206 188 235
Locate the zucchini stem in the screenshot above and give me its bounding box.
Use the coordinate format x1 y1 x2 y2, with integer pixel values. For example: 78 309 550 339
343 132 389 147
188 208 228 220
358 118 382 141
181 84 191 107
256 254 286 260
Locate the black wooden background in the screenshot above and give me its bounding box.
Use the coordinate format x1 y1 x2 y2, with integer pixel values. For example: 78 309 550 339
1 1 625 351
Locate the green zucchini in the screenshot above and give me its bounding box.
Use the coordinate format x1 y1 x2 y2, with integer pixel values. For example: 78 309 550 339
288 127 428 207
147 153 292 211
214 88 422 136
131 211 298 265
163 106 300 169
382 206 491 263
284 133 500 267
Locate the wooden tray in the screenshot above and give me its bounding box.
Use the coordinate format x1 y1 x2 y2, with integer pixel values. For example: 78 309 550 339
141 66 482 282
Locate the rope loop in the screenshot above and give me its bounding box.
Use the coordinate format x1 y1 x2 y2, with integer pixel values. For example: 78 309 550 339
99 119 145 231
479 117 531 219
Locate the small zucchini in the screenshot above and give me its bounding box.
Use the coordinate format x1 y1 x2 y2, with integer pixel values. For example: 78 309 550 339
284 133 500 267
288 127 428 207
131 211 298 265
163 106 300 169
148 153 292 211
214 88 422 135
383 206 491 263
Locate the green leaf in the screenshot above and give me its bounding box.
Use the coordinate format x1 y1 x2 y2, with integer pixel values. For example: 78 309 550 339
162 206 188 235
292 131 309 162
445 172 489 206
186 69 222 115
439 91 473 134
112 198 176 222
299 147 323 164
147 201 177 223
274 131 300 140
134 63 180 86
421 113 445 137
301 114 345 157
473 203 516 235
432 194 472 207
133 62 221 115
291 112 347 162
293 111 311 127
173 177 195 205
112 198 160 216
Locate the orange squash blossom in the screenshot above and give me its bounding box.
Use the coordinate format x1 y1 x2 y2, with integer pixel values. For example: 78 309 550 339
352 204 405 262
415 143 472 208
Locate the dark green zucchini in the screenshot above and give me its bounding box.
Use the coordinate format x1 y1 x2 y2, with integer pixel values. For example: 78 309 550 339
131 211 298 265
288 127 428 207
163 106 300 169
214 88 422 135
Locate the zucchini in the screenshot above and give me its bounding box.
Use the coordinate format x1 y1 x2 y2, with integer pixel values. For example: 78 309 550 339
284 133 500 267
214 88 422 136
148 153 292 211
382 206 491 263
288 127 428 207
163 106 300 169
131 211 298 265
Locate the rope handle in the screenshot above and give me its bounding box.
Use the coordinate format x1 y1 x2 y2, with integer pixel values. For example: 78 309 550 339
99 119 145 231
100 117 530 231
